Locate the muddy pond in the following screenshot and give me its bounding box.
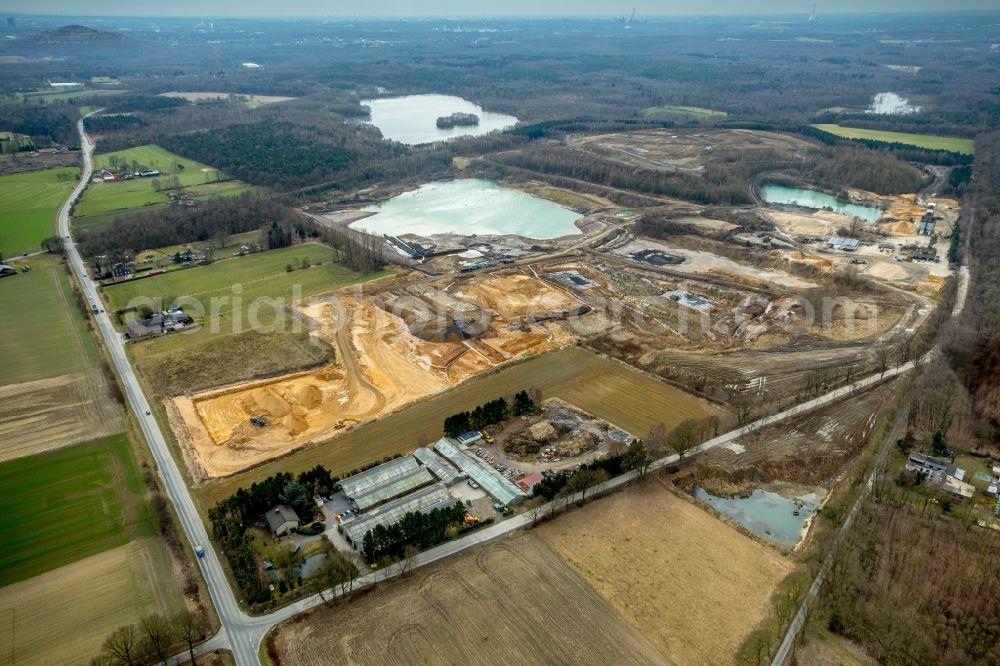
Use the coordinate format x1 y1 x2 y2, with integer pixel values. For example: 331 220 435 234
692 487 824 550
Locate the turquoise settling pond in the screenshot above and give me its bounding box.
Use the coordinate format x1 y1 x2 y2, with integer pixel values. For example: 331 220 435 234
692 487 823 550
360 94 518 145
761 185 881 223
354 179 583 239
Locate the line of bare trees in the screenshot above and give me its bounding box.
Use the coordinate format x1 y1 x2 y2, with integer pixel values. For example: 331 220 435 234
91 609 210 666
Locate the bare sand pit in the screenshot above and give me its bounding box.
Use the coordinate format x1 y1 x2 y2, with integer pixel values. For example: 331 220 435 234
612 238 817 289
538 479 793 666
866 261 909 280
767 209 857 238
270 534 668 665
169 273 588 480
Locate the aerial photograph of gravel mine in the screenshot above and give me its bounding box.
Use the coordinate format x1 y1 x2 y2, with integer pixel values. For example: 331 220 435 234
1 1 999 665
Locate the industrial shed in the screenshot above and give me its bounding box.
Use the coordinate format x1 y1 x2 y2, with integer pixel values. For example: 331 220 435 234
339 456 419 501
341 483 459 549
434 437 527 506
414 446 464 485
351 467 435 511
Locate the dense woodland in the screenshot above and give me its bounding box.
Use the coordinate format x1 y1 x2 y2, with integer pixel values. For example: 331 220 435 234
819 494 1000 665
75 193 302 258
0 100 78 147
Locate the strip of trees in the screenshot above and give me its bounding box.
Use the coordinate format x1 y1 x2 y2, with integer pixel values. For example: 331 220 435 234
360 503 468 563
442 389 540 437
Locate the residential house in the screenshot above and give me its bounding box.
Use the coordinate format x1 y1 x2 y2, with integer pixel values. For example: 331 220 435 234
265 504 300 536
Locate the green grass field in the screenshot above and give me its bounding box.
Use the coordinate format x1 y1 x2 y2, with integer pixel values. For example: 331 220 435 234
74 144 251 217
0 434 153 586
0 257 100 385
641 105 728 120
103 243 393 348
811 124 975 155
0 167 78 256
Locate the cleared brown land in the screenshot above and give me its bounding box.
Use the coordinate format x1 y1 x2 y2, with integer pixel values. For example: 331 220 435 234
172 272 584 479
0 368 122 463
538 479 794 666
0 539 184 666
196 346 722 503
271 534 668 666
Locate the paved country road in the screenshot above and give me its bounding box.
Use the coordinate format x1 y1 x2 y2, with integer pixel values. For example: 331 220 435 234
61 117 967 666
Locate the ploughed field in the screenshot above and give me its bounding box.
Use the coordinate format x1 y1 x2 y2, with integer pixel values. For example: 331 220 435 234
271 534 668 665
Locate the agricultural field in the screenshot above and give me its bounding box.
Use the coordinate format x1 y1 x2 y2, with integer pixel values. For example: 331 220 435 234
0 166 78 256
0 368 122 463
0 258 122 460
103 242 392 345
811 124 975 155
538 478 795 666
0 434 153 586
641 105 728 119
270 534 667 665
74 144 251 218
194 345 723 501
0 538 185 666
0 257 99 385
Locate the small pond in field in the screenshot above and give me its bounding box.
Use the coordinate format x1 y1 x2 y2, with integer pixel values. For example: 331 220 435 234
359 94 518 145
353 179 582 239
691 487 824 550
761 185 882 222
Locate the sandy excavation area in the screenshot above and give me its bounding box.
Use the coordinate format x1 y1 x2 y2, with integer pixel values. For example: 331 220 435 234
169 272 588 480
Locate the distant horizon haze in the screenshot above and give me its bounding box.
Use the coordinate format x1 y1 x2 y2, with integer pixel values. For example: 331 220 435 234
3 1 998 19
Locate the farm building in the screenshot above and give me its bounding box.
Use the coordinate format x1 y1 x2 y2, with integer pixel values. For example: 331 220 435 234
340 483 459 549
0 264 16 278
434 437 527 506
265 504 300 536
124 310 193 340
413 446 464 485
517 471 545 494
351 467 435 512
456 431 483 446
339 456 420 502
826 237 860 251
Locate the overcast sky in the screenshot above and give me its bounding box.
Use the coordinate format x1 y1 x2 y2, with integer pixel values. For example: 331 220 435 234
5 0 997 18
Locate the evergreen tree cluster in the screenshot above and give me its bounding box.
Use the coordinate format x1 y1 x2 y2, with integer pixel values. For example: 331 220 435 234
361 503 467 563
443 390 537 437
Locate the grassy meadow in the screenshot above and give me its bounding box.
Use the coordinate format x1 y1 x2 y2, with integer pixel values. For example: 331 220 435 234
0 166 78 256
74 144 250 217
103 243 393 349
0 256 99 385
812 124 975 155
0 434 153 586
